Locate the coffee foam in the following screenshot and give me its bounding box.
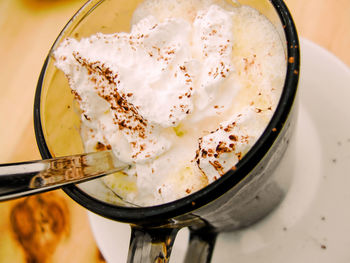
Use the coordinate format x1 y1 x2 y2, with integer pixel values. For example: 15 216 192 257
54 0 286 206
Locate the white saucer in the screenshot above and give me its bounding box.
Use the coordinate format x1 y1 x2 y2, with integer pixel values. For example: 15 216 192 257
88 38 350 263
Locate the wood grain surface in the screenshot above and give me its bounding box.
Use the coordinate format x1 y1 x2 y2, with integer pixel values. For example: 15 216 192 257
0 0 349 262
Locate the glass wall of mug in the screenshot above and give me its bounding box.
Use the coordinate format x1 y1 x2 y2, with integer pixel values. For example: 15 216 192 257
34 0 299 262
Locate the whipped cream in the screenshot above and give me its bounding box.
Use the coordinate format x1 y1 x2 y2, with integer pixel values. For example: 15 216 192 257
54 0 286 206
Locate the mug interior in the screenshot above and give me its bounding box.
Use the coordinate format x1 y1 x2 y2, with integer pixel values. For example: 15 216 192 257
34 0 299 224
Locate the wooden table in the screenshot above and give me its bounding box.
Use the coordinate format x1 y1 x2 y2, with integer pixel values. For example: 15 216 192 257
0 0 349 262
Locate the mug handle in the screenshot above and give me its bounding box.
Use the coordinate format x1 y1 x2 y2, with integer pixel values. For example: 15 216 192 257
127 226 179 263
184 228 218 263
126 226 218 262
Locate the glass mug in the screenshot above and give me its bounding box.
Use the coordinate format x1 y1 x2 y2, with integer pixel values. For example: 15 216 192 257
33 0 299 262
